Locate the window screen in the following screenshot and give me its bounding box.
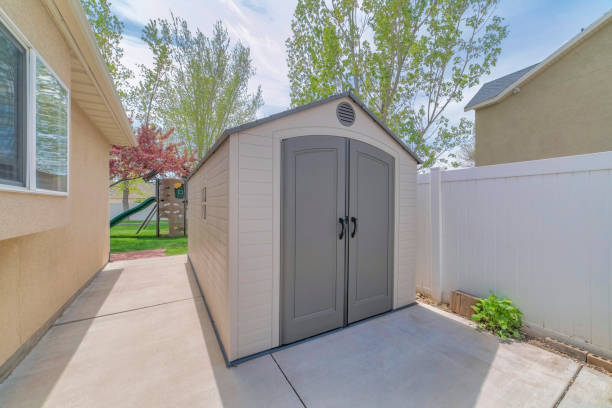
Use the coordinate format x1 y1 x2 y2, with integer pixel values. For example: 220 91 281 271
35 57 68 192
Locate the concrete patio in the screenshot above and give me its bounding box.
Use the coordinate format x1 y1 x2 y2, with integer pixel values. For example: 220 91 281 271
0 255 610 407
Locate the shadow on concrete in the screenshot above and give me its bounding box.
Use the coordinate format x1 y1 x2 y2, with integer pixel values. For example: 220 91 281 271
182 256 497 407
267 304 499 407
184 261 304 407
0 267 122 407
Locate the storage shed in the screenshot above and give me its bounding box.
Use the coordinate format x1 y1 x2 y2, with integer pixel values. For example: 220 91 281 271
187 92 421 363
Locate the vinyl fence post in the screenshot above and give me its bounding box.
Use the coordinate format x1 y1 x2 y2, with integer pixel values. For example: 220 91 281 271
430 167 443 302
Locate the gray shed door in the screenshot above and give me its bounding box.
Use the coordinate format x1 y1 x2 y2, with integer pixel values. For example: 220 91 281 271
281 136 347 345
347 140 394 323
281 136 394 345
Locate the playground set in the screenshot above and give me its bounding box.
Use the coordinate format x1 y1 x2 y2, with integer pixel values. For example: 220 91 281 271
110 178 187 237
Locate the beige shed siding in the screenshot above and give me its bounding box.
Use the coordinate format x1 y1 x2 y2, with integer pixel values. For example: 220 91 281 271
187 141 231 352
235 133 275 357
396 158 418 306
232 96 418 359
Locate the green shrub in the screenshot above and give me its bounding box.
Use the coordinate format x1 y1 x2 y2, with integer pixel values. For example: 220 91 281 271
471 293 523 339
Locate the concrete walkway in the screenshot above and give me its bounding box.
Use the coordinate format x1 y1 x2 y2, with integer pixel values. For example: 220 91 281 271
0 255 610 407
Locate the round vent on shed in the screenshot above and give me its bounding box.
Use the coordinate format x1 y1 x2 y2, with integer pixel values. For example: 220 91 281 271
336 102 355 126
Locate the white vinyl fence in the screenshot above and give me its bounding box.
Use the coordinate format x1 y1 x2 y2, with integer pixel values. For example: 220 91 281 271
417 151 612 358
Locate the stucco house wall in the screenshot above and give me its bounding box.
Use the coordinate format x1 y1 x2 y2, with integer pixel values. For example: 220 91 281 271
0 0 133 376
473 17 612 166
0 104 110 366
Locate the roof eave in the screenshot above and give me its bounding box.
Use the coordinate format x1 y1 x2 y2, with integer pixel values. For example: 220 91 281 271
465 9 612 112
43 0 135 147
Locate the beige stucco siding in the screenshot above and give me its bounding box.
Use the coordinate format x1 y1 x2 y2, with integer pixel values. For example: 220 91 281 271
474 21 612 166
0 0 73 241
231 96 417 360
187 141 231 354
0 103 110 366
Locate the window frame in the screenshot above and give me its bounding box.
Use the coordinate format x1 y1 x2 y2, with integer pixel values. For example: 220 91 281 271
0 8 70 196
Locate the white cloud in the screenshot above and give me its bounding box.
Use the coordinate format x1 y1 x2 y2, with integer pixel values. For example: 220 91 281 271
112 0 295 117
112 0 611 125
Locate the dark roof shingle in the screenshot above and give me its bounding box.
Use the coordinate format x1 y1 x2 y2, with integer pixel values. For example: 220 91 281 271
464 64 539 110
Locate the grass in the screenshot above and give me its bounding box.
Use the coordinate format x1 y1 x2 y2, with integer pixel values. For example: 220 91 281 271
110 221 187 256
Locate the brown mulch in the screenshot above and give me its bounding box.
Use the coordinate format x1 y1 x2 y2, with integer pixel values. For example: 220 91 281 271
110 249 166 262
416 292 451 312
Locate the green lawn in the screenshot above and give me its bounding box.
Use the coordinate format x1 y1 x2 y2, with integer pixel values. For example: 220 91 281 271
110 221 187 256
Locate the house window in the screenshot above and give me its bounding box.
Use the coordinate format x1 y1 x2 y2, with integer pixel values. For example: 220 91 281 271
202 186 207 222
35 57 68 192
0 13 70 194
0 22 26 186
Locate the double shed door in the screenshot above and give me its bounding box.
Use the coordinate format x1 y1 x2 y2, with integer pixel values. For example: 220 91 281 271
281 135 394 345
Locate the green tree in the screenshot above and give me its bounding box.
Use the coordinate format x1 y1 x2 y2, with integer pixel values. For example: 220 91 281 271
155 16 263 158
80 0 132 98
287 0 507 167
127 19 172 126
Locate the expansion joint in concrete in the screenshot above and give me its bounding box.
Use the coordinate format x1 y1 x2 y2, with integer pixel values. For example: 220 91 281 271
553 364 583 408
271 353 307 408
53 296 200 327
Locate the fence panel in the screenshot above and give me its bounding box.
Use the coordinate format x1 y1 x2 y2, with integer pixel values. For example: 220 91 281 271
416 151 612 357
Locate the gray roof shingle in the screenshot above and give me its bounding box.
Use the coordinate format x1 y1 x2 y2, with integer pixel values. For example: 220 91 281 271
464 64 539 110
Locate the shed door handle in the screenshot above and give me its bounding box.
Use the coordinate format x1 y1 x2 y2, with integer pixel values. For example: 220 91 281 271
338 217 345 239
351 217 357 238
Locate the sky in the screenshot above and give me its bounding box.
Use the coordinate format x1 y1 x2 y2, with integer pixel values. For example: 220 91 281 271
111 0 612 124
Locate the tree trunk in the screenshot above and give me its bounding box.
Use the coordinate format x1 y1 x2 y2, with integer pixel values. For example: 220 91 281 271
122 181 129 212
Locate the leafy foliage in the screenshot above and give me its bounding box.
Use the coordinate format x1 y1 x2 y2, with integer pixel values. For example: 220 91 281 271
286 0 507 167
127 19 172 127
109 124 197 184
471 293 523 339
149 16 263 158
458 140 475 166
80 0 132 98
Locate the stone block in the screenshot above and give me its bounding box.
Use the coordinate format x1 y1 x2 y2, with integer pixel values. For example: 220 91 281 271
544 337 587 362
587 353 612 373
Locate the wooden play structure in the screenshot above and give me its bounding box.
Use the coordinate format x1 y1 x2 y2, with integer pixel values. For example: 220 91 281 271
109 178 187 237
156 178 187 237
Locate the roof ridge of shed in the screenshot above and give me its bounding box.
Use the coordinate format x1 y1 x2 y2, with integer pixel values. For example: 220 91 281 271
188 92 422 179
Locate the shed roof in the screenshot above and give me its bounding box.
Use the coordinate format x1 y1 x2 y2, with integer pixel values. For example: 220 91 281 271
188 92 422 179
465 9 612 111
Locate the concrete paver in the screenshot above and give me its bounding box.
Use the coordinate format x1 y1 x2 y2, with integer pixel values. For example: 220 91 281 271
558 367 612 408
57 255 196 324
0 256 301 408
1 255 610 407
272 304 581 408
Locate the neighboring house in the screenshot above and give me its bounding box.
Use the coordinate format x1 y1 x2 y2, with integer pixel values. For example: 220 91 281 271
465 10 612 166
0 0 134 379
